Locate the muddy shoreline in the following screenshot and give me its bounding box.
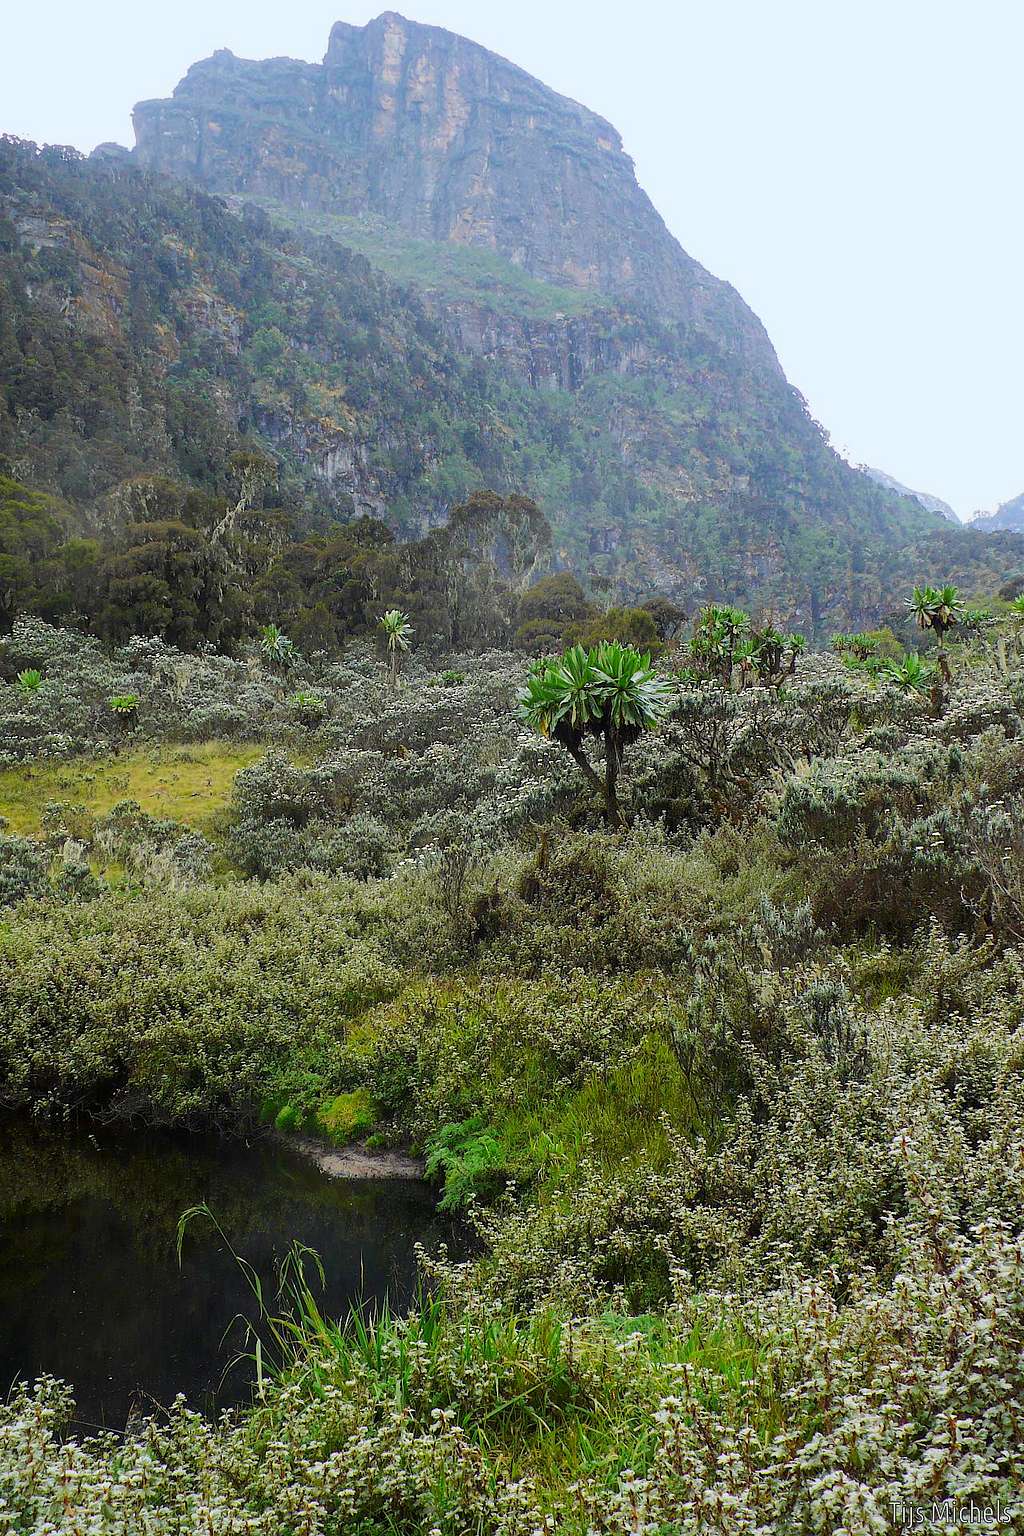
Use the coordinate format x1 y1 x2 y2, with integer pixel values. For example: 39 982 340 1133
282 1132 426 1180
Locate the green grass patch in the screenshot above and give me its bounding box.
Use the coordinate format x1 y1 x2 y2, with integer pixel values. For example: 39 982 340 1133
264 1285 777 1511
544 1036 698 1174
518 1309 775 1497
0 742 265 839
247 198 607 320
424 1036 699 1210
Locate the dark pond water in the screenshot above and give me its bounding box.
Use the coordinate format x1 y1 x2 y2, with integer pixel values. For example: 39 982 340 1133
0 1121 449 1431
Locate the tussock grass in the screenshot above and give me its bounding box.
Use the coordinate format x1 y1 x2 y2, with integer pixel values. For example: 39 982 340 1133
176 1207 775 1515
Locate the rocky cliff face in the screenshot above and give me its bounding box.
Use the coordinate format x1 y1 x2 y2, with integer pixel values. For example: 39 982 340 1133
132 12 773 363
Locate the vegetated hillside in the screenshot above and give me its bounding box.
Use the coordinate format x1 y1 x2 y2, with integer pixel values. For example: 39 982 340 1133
2 595 1024 1525
3 38 1022 637
0 134 528 531
970 490 1024 532
0 135 572 648
6 45 1017 636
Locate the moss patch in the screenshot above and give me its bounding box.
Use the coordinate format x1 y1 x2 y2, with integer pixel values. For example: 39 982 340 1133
315 1090 377 1145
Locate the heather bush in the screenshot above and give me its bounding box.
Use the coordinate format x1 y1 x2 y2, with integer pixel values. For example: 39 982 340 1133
0 829 49 904
776 739 958 850
307 812 399 880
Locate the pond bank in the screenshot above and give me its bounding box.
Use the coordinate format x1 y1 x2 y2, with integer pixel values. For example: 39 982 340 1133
283 1131 425 1180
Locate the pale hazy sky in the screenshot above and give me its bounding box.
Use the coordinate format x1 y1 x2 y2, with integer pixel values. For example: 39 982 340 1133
6 1 1022 516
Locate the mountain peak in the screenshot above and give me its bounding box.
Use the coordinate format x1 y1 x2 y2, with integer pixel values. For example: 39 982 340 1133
324 12 557 84
326 11 438 50
131 15 772 356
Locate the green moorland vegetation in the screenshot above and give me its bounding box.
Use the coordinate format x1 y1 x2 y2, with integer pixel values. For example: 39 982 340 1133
0 740 263 839
244 199 607 321
2 587 1024 1531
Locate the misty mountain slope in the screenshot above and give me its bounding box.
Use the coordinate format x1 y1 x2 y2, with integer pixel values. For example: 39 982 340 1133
970 492 1024 532
862 465 960 523
2 15 1019 630
125 13 984 623
132 12 772 351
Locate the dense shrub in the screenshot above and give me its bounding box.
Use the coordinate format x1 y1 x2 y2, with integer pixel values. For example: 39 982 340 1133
777 739 959 850
0 880 406 1124
307 813 398 880
0 830 49 905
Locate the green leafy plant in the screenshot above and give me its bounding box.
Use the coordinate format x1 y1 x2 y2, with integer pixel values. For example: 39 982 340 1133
289 690 327 727
107 694 139 737
379 608 413 687
15 668 42 695
425 1116 508 1209
831 628 904 674
517 641 673 826
747 625 805 688
690 604 750 688
879 651 936 695
259 623 299 672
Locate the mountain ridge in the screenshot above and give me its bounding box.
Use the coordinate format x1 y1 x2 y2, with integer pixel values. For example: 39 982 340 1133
3 18 1020 637
861 465 960 523
968 492 1024 532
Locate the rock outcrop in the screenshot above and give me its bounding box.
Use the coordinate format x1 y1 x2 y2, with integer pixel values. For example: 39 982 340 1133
132 12 772 361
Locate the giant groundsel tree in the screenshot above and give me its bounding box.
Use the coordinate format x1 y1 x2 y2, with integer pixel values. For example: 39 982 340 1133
517 642 674 826
379 608 413 687
906 584 963 681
